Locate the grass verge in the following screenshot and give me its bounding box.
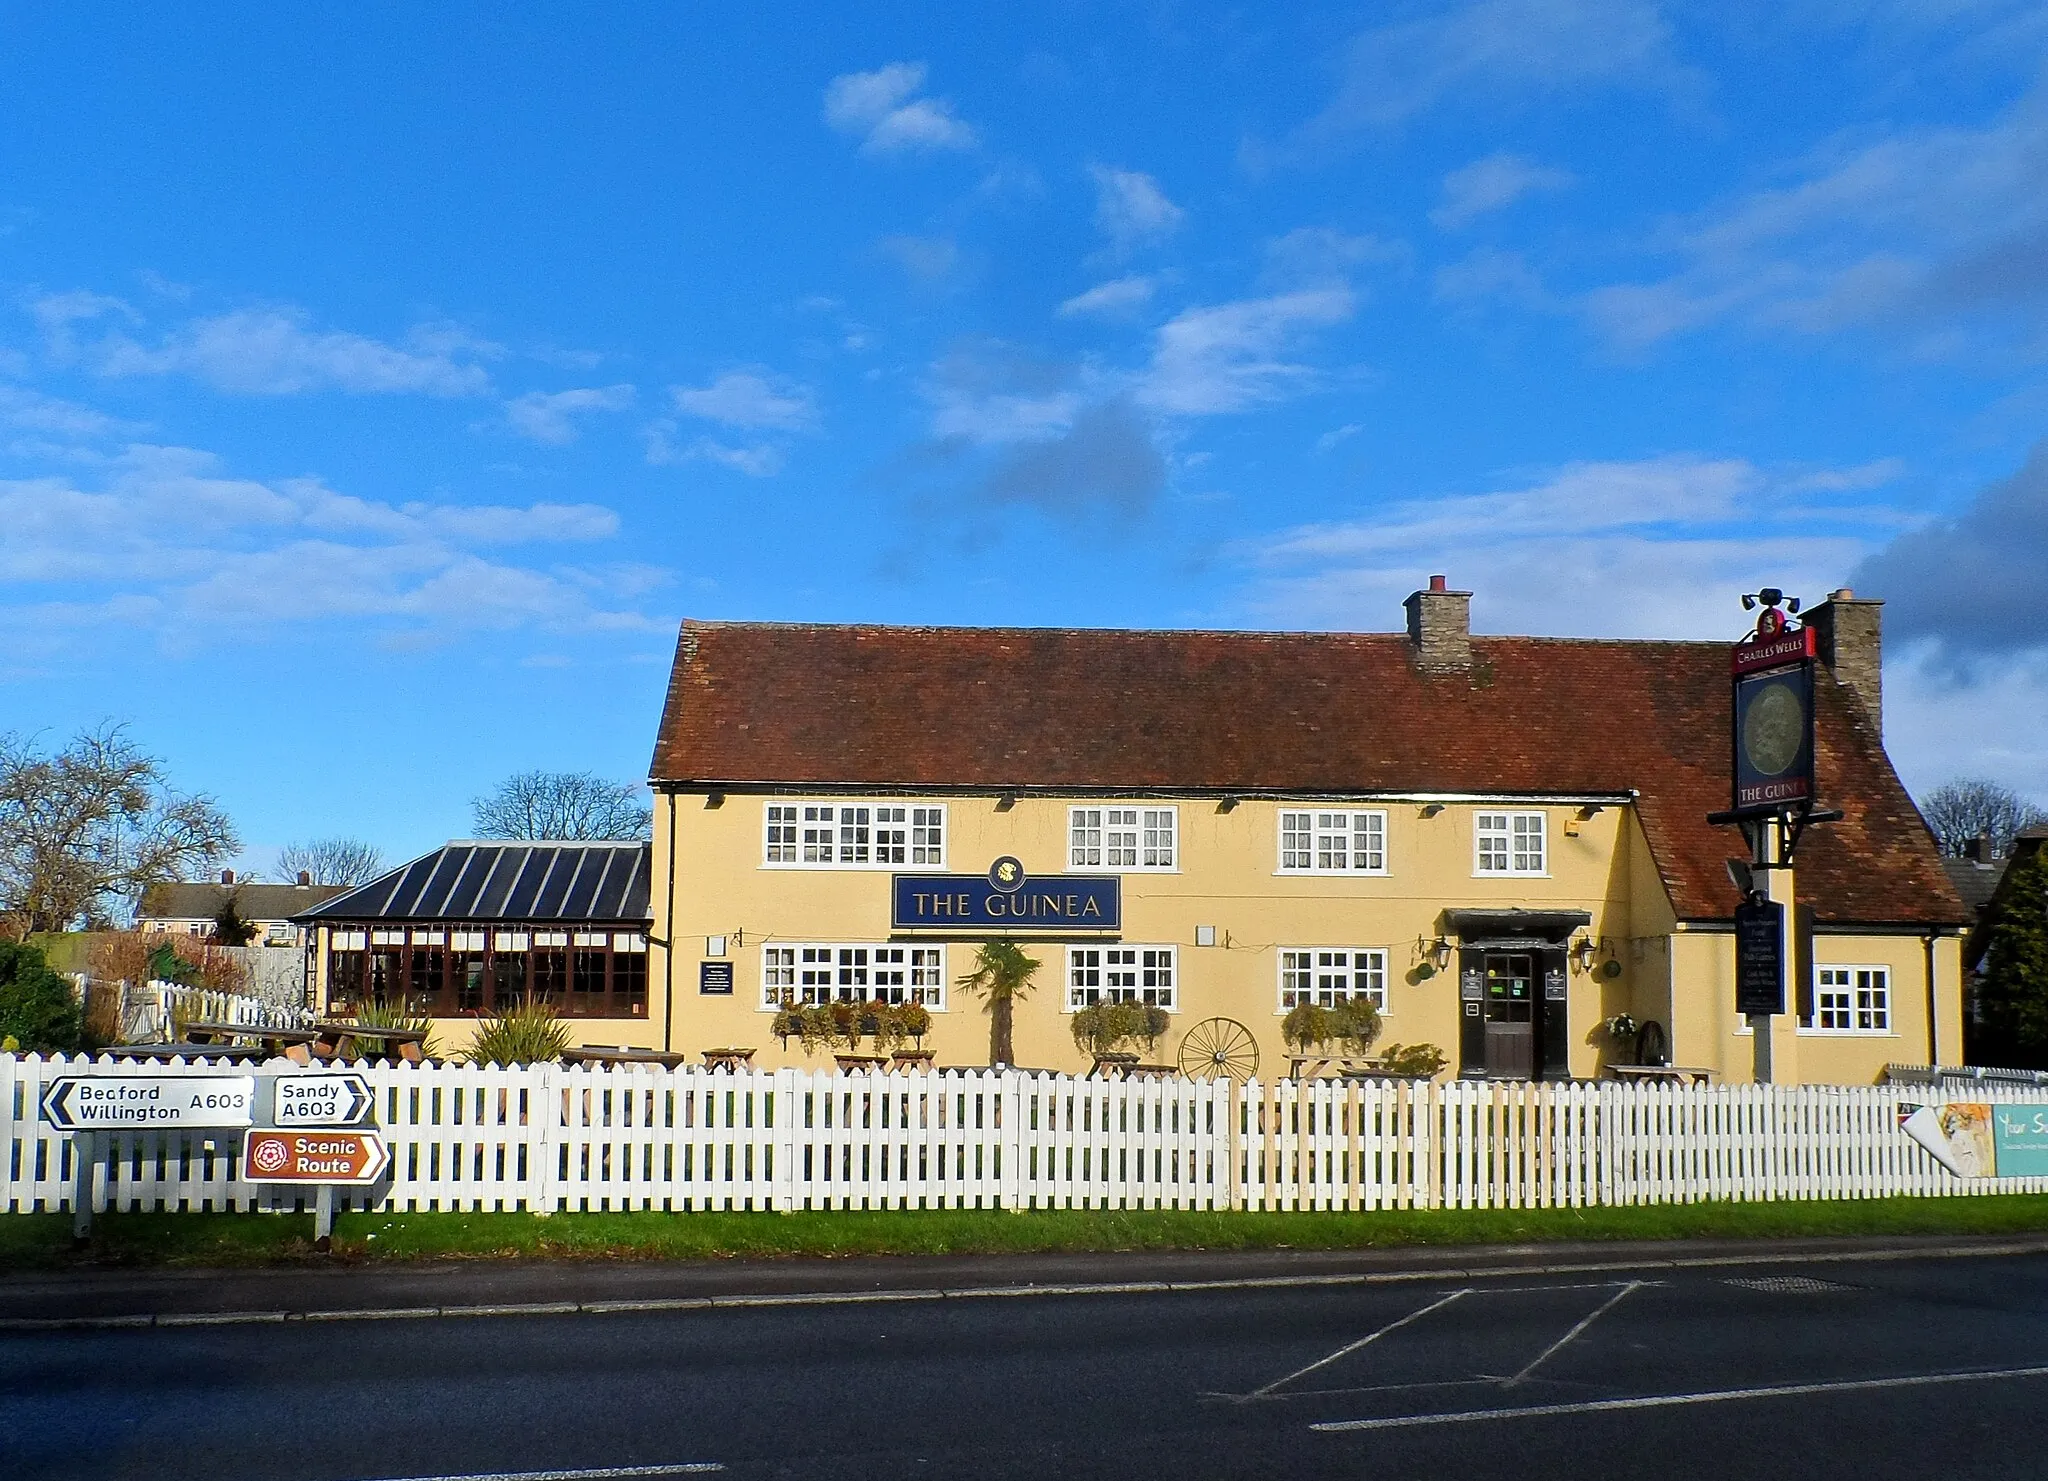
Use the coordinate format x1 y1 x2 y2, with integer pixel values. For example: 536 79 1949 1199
3 1195 2048 1272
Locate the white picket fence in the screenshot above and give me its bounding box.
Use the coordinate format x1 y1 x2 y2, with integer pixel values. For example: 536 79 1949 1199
4 1054 2043 1217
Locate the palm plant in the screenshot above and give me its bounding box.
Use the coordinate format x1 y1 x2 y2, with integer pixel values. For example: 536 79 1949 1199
955 940 1040 1067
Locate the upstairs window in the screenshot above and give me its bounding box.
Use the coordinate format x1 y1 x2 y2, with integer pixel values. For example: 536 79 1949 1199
764 801 945 868
1278 810 1387 874
1069 806 1177 871
1475 811 1546 876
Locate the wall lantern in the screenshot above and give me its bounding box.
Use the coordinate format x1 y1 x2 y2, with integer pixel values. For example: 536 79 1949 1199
1571 936 1598 974
1415 936 1453 978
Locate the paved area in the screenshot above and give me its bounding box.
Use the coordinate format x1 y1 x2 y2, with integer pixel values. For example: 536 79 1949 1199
7 1247 2048 1479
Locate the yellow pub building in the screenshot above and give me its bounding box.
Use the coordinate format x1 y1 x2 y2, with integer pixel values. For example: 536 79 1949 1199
308 579 1969 1084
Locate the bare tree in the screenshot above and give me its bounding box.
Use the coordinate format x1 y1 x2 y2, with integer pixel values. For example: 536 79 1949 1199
277 837 387 886
0 724 240 935
470 771 652 841
1920 777 2048 857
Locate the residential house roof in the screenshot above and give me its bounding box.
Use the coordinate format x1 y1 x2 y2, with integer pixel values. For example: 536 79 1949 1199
295 841 652 924
139 881 349 922
649 619 1967 928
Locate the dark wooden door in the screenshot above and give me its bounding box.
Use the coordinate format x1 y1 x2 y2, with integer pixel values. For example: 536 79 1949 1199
1483 952 1536 1079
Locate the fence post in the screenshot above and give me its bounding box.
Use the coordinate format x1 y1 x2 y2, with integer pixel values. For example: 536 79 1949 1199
530 1061 558 1214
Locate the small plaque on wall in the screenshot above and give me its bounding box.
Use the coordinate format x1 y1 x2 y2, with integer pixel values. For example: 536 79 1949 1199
699 961 735 995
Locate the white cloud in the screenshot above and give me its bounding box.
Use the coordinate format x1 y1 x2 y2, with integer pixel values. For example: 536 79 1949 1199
1279 0 1688 150
878 234 961 283
1137 288 1357 415
1057 275 1157 318
1434 247 1553 311
71 305 495 396
1583 83 2048 355
0 442 643 656
1089 166 1185 252
1316 423 1364 453
1432 153 1576 229
1262 229 1405 288
823 62 977 156
688 439 786 477
1228 454 1909 642
670 370 816 431
503 385 636 444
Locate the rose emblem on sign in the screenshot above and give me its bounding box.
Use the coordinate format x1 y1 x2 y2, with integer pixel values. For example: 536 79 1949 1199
251 1138 290 1175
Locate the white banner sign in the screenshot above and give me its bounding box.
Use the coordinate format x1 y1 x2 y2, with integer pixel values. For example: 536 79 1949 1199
40 1075 256 1130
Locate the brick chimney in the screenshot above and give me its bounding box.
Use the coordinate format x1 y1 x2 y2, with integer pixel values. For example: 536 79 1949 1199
296 870 313 887
219 868 235 886
1404 574 1472 675
1807 587 1884 736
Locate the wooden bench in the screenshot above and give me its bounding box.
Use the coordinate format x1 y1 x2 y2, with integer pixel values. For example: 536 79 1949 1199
180 1021 325 1062
107 1041 270 1062
561 1046 692 1068
1609 1063 1715 1086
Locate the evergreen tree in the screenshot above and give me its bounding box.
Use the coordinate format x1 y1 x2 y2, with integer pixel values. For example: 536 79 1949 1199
0 940 84 1054
1977 846 2048 1068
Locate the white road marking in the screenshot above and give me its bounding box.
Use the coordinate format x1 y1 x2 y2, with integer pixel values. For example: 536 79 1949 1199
1240 1287 1473 1402
349 1465 723 1480
1503 1280 1644 1387
1311 1363 2048 1433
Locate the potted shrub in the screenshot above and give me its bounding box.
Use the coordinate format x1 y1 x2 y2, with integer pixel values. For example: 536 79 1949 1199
1370 1042 1449 1080
891 1001 934 1066
796 1004 838 1055
464 995 570 1066
1282 1002 1336 1055
1071 999 1169 1063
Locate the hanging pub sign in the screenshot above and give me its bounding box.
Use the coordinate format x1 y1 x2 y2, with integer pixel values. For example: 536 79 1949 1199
1734 896 1786 1016
1730 620 1817 817
891 861 1120 932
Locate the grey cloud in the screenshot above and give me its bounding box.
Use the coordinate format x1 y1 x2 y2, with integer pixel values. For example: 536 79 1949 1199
974 396 1166 517
1853 442 2048 659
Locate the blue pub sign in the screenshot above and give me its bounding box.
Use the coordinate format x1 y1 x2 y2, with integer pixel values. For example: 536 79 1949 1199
891 863 1121 932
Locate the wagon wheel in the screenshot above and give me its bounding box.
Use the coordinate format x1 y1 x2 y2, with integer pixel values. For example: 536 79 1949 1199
1178 1016 1259 1082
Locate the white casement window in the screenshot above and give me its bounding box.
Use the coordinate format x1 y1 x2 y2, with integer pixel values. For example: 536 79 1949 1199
761 943 946 1008
1277 810 1387 873
1475 811 1546 875
1278 949 1389 1012
765 801 945 868
1814 966 1890 1034
1069 805 1176 871
1064 945 1176 1010
765 804 799 863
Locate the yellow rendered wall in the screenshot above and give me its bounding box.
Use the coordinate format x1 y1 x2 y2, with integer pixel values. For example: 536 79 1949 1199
654 791 1655 1079
1671 928 1962 1085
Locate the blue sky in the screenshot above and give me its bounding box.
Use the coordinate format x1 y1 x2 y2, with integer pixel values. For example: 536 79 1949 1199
5 1 2048 875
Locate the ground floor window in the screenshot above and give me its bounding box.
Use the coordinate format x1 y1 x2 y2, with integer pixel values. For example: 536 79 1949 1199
1815 966 1890 1033
1065 945 1176 1010
326 924 648 1017
760 943 947 1009
1279 948 1388 1011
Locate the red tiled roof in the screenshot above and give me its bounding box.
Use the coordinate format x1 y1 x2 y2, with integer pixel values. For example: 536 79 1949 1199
650 621 1967 927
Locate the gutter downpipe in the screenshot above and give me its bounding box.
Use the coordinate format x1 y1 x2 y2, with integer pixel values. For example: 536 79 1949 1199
1924 930 1940 1067
662 786 678 1055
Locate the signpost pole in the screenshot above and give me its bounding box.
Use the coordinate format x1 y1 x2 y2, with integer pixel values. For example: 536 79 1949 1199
1759 822 1800 1086
71 1130 98 1242
314 1185 336 1250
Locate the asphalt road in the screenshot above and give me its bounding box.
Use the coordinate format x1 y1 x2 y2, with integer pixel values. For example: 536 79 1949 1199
8 1250 2048 1480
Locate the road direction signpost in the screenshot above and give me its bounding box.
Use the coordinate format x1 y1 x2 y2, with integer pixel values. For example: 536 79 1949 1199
242 1125 390 1248
271 1072 373 1127
40 1073 257 1241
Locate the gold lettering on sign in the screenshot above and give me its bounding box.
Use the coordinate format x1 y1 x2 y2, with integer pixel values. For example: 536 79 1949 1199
1082 897 1101 918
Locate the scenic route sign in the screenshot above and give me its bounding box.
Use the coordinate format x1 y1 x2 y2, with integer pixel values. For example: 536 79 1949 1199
1901 1103 2048 1179
40 1074 255 1130
243 1129 390 1184
272 1072 374 1127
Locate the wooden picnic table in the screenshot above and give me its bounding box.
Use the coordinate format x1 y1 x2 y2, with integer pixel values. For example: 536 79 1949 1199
1089 1054 1177 1080
1287 1053 1382 1080
106 1041 270 1063
832 1053 889 1074
890 1049 936 1068
698 1047 756 1071
308 1020 430 1064
561 1046 692 1068
1609 1063 1715 1085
